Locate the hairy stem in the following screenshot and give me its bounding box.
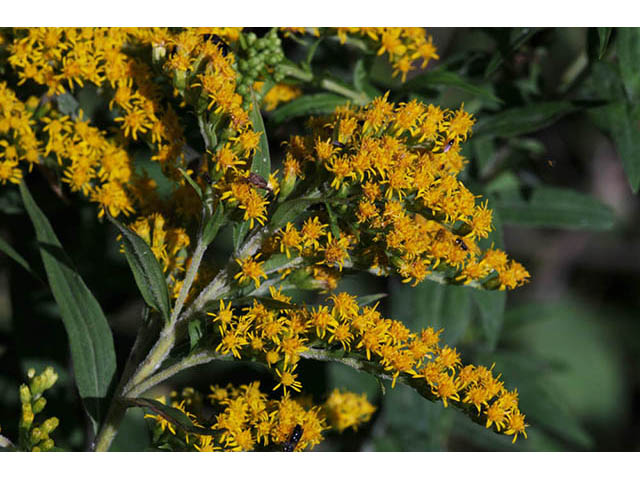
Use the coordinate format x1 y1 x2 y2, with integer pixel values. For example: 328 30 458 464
127 351 232 398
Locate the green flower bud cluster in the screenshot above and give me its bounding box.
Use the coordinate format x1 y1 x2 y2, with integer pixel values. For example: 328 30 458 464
18 367 60 452
235 28 287 110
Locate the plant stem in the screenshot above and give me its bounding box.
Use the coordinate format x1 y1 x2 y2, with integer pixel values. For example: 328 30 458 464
279 63 369 105
170 236 208 325
127 351 231 398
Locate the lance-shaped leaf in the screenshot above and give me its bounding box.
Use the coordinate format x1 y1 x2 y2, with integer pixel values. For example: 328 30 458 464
473 101 577 138
19 182 116 433
493 186 615 231
0 235 43 283
270 93 347 123
123 397 217 437
108 214 171 324
403 68 501 104
249 89 271 181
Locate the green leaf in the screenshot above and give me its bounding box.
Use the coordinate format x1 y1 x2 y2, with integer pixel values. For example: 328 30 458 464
234 296 302 311
404 68 501 104
177 167 202 200
324 201 340 238
270 93 347 123
471 289 506 351
202 204 226 246
107 214 171 324
262 253 292 273
493 186 615 230
123 397 216 437
232 220 250 253
596 27 612 59
616 28 640 101
19 182 116 433
591 101 640 193
390 278 471 347
269 197 321 231
0 235 43 283
379 383 453 451
356 293 387 307
353 59 381 101
485 28 542 78
188 317 203 350
55 93 79 116
249 89 271 181
473 102 577 138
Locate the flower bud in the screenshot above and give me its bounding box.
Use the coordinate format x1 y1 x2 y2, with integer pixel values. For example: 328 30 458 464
19 384 31 405
42 367 58 391
30 427 43 444
279 171 297 201
39 439 55 452
152 44 167 64
32 397 47 414
21 403 34 429
41 417 59 435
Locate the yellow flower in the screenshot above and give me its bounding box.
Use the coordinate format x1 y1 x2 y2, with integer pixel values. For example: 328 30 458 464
273 364 302 394
234 254 267 288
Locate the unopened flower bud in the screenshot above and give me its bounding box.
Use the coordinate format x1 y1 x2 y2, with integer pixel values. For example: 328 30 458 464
19 384 31 404
30 427 43 444
21 403 34 429
42 367 58 390
39 438 55 452
32 397 47 414
41 417 59 435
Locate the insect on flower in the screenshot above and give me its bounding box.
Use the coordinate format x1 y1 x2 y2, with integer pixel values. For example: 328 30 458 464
244 172 273 193
204 34 230 57
443 138 455 153
282 424 303 452
454 237 469 251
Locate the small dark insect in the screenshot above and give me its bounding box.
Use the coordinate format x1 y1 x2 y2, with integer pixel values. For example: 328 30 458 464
204 34 230 57
442 138 455 153
455 237 469 251
246 172 271 192
331 140 346 148
283 424 303 452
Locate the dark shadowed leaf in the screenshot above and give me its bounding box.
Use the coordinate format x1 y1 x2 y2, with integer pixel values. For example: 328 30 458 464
0 235 43 283
270 93 347 123
19 182 116 434
123 397 217 437
473 102 577 138
493 186 615 230
591 102 640 193
107 214 171 324
404 68 501 104
471 289 506 351
616 28 640 101
596 27 612 59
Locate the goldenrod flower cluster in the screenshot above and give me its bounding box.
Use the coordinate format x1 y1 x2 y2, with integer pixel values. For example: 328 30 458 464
0 28 531 448
145 383 375 451
18 367 60 452
0 83 40 185
333 28 439 81
268 95 529 290
204 291 527 443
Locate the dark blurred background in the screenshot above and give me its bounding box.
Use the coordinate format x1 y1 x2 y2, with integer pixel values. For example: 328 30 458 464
1 27 639 451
